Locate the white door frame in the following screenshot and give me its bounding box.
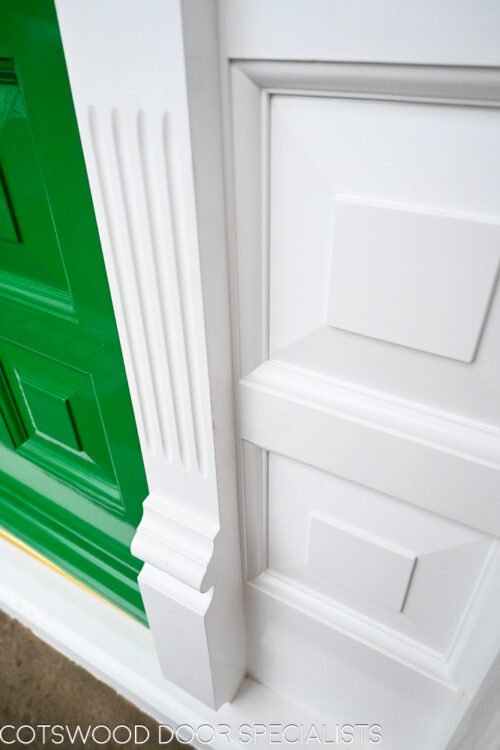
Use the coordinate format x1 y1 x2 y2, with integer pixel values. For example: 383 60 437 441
55 0 246 710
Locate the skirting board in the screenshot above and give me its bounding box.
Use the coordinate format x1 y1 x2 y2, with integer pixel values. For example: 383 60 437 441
0 536 322 750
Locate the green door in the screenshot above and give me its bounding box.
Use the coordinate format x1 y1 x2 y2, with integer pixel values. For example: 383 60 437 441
0 0 148 622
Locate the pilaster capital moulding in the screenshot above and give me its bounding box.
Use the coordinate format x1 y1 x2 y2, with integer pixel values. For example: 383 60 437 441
55 0 245 708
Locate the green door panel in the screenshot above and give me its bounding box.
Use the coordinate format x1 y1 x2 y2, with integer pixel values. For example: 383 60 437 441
0 0 148 622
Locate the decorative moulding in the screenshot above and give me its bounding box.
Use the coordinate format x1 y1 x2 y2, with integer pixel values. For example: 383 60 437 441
231 59 500 542
228 57 500 741
56 0 245 709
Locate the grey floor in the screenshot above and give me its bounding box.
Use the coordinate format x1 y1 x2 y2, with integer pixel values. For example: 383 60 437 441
0 610 185 749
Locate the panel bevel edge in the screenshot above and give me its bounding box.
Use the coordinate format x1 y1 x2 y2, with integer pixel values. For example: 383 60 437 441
260 88 272 365
240 442 269 581
229 63 269 377
0 271 77 323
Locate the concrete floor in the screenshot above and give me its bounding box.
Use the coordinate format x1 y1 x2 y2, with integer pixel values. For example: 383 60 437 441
0 610 186 749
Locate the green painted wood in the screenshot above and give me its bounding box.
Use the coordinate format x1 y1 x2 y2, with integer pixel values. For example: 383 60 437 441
0 0 148 622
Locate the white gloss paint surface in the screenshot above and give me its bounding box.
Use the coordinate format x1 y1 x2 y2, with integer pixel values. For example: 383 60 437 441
328 196 500 362
0 535 321 750
307 513 418 614
2 3 493 750
55 0 245 710
228 43 500 750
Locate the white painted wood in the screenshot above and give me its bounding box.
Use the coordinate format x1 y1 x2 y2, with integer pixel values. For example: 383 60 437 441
241 361 500 537
328 196 500 362
267 452 495 655
444 652 500 750
0 536 323 750
245 574 457 749
45 2 500 748
219 1 500 66
55 0 245 708
221 15 500 747
307 513 417 613
267 92 500 427
1 524 493 750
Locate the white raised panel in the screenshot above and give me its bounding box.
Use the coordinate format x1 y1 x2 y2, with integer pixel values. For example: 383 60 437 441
307 513 417 613
268 94 500 427
267 452 493 654
327 197 500 362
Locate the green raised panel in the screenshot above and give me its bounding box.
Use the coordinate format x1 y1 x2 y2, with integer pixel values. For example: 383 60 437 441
0 66 73 317
0 340 122 512
0 1 148 622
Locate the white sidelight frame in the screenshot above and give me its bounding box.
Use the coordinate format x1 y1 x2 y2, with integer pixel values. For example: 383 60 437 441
226 58 500 749
0 2 489 748
55 0 245 709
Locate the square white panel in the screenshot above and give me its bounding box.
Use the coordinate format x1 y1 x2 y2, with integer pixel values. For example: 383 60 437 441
308 512 417 612
327 196 500 362
268 452 492 652
268 95 500 425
